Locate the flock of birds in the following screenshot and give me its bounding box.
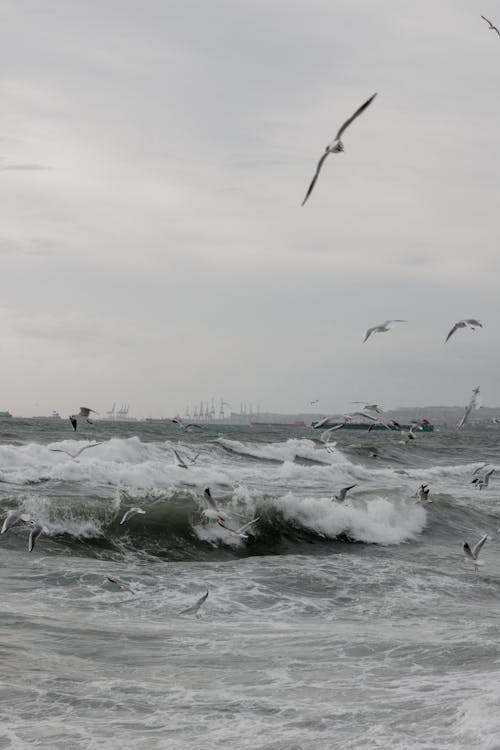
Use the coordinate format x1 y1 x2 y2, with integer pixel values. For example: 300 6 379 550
2 16 499 608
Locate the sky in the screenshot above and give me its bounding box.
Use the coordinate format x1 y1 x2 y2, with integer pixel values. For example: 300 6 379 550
2 0 500 418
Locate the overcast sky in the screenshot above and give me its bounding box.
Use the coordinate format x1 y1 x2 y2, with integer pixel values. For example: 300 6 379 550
2 0 500 418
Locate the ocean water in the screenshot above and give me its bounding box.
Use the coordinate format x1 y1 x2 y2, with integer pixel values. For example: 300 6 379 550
1 418 500 750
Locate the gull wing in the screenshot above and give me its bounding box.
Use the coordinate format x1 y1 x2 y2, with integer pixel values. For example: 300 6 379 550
445 321 465 343
173 449 188 468
74 442 103 458
28 524 43 552
1 511 30 534
472 534 488 559
335 93 377 141
363 326 378 343
313 416 333 429
50 448 71 457
301 151 329 207
235 517 261 535
337 484 356 501
481 15 500 35
120 508 145 525
179 590 209 614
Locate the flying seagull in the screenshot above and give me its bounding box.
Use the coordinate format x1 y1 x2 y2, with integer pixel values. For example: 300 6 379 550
1 510 31 534
69 407 98 431
445 319 483 343
481 15 500 37
301 93 377 206
463 533 488 572
179 589 209 616
120 507 146 525
472 468 495 490
171 418 201 431
416 484 431 503
457 386 480 430
28 522 44 552
50 442 103 459
334 484 357 502
363 320 406 343
218 517 261 539
351 402 383 414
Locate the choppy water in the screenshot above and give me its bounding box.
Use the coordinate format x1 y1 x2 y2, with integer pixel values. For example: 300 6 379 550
1 418 500 749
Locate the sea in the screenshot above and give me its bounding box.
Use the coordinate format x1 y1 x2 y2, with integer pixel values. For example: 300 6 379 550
1 418 500 750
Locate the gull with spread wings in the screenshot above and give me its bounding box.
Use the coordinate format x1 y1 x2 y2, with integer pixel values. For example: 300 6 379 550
301 93 377 206
50 442 103 460
463 533 488 572
481 15 500 37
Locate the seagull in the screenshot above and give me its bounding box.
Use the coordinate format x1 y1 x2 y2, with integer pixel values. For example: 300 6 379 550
363 320 406 343
179 589 209 616
416 484 431 503
310 426 340 451
472 468 495 490
28 522 44 552
463 533 487 572
445 319 483 343
173 448 199 468
481 15 500 37
334 484 357 502
120 508 146 525
351 402 383 414
301 93 377 206
218 517 260 539
401 424 418 444
173 449 189 469
69 407 98 431
50 442 103 459
201 487 226 524
457 386 480 430
1 510 31 534
171 418 201 431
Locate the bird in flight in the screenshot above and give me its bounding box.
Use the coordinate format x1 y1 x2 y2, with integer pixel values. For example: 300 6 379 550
120 507 146 525
481 15 500 37
218 517 261 539
363 320 406 343
69 407 98 431
334 484 357 502
28 522 44 552
301 93 377 206
457 386 480 430
50 442 103 459
463 533 487 572
445 319 482 343
351 402 383 414
171 418 201 431
179 590 209 617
